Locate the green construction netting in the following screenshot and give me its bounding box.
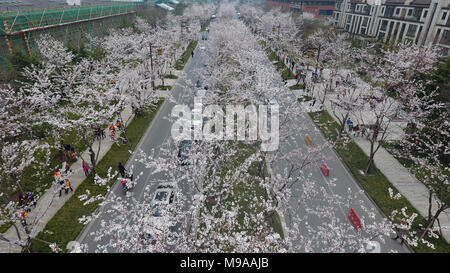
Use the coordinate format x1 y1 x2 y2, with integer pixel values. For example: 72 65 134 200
0 3 138 34
0 3 140 71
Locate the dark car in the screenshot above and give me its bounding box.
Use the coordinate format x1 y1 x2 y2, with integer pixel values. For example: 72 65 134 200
196 78 203 88
178 140 192 165
196 78 208 90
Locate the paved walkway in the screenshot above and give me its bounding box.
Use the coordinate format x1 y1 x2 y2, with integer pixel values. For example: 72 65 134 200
271 45 450 243
0 72 177 253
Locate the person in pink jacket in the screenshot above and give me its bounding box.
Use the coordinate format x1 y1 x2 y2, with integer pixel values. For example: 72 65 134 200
82 161 90 177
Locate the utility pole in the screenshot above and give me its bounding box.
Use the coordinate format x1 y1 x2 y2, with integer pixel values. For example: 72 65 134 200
278 23 280 41
149 41 155 90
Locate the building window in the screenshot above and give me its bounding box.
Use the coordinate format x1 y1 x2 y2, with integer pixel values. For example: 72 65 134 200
385 6 395 18
413 8 422 22
381 7 385 15
319 10 333 16
347 15 352 23
380 20 388 31
406 24 417 37
423 10 428 18
408 9 413 16
442 12 447 21
362 17 369 27
395 8 401 16
434 29 442 44
440 29 450 46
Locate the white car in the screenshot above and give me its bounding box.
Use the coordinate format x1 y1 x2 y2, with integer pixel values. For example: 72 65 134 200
196 89 207 97
143 185 176 243
192 109 203 131
199 45 205 50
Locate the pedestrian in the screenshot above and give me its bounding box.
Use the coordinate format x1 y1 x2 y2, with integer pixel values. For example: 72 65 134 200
191 51 194 58
109 123 116 140
64 179 73 194
361 125 367 137
116 119 121 129
373 128 379 141
20 210 28 227
366 128 373 140
95 128 101 140
353 124 360 136
118 162 126 178
82 161 90 177
64 161 71 174
25 191 36 208
69 147 77 161
101 128 106 139
58 180 65 197
392 226 407 245
19 194 26 206
54 168 61 181
89 148 95 168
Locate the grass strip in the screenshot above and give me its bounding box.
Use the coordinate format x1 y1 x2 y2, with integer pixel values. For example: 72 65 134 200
31 100 164 252
175 40 198 70
164 74 178 79
309 110 450 253
155 85 172 91
289 84 304 90
259 40 295 80
197 142 284 251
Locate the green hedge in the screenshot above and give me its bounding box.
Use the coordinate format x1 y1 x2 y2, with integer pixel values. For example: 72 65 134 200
175 40 198 70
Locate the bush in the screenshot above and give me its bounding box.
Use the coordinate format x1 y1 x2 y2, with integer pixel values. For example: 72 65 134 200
32 122 53 139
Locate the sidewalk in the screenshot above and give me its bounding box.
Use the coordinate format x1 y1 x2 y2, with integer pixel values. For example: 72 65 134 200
0 82 170 253
271 45 450 243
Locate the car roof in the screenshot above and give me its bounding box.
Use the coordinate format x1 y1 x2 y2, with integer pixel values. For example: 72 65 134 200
197 89 207 96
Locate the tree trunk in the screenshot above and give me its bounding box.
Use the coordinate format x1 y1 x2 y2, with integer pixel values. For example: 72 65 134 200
337 113 349 141
420 205 448 240
365 145 375 174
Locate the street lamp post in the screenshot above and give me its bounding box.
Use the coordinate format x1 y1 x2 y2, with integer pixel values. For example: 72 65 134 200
149 42 157 90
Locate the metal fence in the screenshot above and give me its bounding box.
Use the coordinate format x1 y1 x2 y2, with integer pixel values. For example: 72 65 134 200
0 3 140 71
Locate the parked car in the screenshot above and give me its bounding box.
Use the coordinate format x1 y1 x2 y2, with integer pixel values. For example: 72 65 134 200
196 89 207 97
178 140 192 165
143 184 176 244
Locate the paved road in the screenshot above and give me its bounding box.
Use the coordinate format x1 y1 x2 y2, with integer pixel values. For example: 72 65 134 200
262 51 410 253
77 34 208 252
78 20 409 253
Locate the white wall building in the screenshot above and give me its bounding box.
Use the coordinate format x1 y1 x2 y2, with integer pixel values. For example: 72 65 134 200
333 0 450 54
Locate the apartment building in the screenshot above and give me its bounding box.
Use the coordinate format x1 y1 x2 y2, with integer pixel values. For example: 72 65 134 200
333 0 450 54
266 0 336 18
